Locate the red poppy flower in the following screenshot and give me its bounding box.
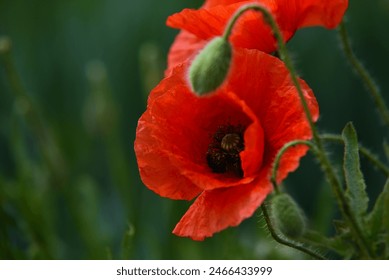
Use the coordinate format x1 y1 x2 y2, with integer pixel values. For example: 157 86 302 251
134 47 319 240
166 0 348 74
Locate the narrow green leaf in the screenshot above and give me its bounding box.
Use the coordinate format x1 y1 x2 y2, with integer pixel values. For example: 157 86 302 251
366 179 389 257
106 247 113 260
121 223 135 260
302 230 354 259
342 122 369 219
367 179 389 238
385 189 389 258
327 236 355 259
383 206 388 259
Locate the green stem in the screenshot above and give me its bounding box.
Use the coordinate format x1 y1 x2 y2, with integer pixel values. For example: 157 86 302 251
0 36 66 186
225 4 374 259
223 4 318 139
271 140 317 193
338 21 389 128
261 203 326 260
321 133 389 177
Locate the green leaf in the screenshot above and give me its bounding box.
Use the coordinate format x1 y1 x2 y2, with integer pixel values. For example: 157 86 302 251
327 236 355 259
342 122 369 220
302 229 354 259
121 223 136 260
367 179 389 257
367 179 389 236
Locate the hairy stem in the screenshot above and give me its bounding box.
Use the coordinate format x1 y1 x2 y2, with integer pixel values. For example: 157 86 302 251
261 203 326 260
225 4 374 258
338 21 389 128
271 140 317 193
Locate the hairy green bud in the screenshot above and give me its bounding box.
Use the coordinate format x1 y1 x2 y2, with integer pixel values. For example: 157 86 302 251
188 37 232 96
271 193 306 238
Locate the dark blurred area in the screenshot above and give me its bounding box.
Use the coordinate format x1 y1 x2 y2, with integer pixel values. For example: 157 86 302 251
0 0 388 259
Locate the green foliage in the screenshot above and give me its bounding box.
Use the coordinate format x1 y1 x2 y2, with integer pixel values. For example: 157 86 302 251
342 122 369 221
121 224 136 260
301 228 354 259
366 179 389 258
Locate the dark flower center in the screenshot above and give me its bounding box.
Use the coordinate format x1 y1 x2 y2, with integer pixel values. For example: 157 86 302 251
206 124 245 177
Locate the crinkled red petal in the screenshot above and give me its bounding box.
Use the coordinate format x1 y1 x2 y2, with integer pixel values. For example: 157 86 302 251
204 0 247 8
166 30 207 76
136 46 319 239
224 48 319 182
173 172 271 241
171 48 319 239
167 0 348 53
283 0 349 29
135 64 264 198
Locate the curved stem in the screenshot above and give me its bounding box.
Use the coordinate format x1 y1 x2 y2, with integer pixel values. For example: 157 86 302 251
338 21 389 128
262 6 373 259
225 4 374 258
223 4 318 139
261 203 326 260
271 140 317 193
321 133 389 177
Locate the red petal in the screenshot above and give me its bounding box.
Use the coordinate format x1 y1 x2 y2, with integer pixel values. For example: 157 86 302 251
135 64 265 198
204 0 247 8
280 0 349 29
135 150 203 200
173 173 271 241
137 47 319 238
167 0 348 53
135 112 203 200
166 31 207 76
224 48 319 182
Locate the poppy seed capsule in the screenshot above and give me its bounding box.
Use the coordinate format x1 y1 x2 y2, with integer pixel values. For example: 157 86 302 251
188 37 232 96
221 133 243 153
270 193 306 238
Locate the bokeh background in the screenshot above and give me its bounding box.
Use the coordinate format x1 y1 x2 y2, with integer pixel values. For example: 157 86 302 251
0 0 389 259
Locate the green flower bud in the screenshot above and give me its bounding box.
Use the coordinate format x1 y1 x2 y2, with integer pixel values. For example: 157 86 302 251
271 193 306 238
188 37 232 96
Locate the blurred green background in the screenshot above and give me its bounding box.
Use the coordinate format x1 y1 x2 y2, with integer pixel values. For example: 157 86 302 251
0 0 389 259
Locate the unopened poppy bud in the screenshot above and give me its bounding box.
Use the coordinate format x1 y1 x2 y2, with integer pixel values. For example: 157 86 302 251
188 37 232 96
271 193 306 238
